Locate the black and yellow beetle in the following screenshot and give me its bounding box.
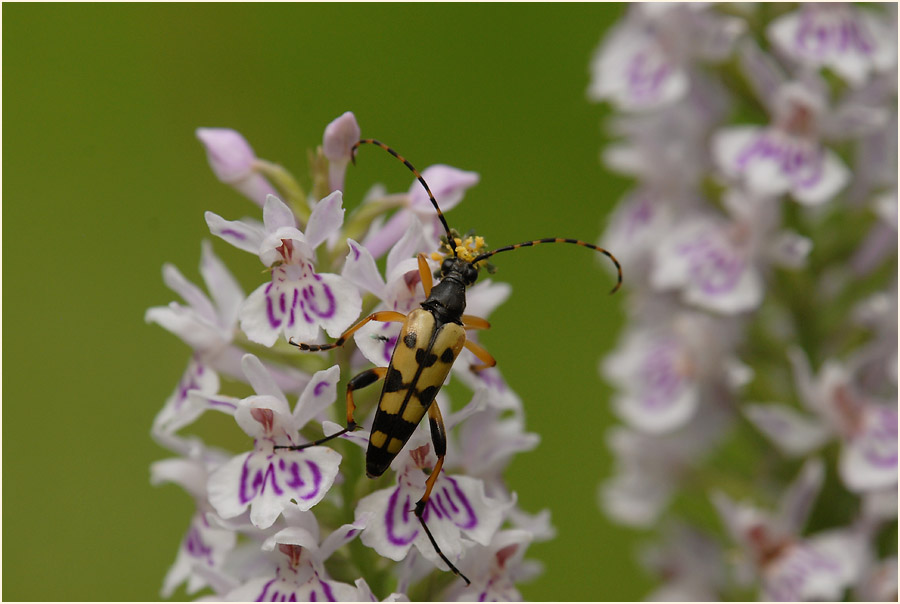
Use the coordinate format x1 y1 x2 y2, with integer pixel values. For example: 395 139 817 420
277 139 622 584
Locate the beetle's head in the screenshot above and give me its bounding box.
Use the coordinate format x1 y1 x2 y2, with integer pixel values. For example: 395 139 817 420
440 257 479 286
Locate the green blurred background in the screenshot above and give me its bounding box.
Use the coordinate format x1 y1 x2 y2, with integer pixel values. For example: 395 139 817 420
4 3 652 600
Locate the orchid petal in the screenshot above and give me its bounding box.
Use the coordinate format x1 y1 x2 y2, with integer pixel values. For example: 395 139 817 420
262 194 297 232
294 365 340 429
408 165 479 214
305 190 345 250
161 263 217 322
744 403 831 457
205 211 265 255
200 240 244 328
342 238 387 298
386 214 429 278
240 353 287 402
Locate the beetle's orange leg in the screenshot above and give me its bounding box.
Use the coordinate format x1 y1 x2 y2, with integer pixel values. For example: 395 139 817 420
413 402 470 585
462 314 490 330
291 310 407 352
276 366 388 451
463 338 497 373
417 253 433 297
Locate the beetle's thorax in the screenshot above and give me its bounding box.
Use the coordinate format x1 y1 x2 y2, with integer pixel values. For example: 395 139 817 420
420 259 478 325
421 277 466 324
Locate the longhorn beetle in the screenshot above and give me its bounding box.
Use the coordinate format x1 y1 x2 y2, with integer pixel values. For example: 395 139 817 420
275 139 622 584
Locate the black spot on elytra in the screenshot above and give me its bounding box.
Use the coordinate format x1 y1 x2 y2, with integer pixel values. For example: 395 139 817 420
440 347 456 364
415 348 438 367
403 332 417 348
418 385 439 404
384 367 404 393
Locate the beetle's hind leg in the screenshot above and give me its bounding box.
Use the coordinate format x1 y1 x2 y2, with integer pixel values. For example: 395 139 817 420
413 402 471 585
275 366 387 451
461 314 496 373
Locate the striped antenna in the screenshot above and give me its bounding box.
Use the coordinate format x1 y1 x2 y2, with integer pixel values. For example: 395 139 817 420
471 238 623 294
351 139 457 257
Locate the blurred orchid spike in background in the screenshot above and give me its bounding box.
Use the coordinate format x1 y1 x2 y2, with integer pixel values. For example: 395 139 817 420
590 3 897 601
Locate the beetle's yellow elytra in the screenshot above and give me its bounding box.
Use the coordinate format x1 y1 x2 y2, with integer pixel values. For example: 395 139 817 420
376 310 465 426
401 399 428 423
366 309 466 471
370 430 388 449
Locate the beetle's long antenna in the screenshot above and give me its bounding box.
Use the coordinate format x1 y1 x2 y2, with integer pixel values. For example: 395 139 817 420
351 139 457 257
471 238 623 294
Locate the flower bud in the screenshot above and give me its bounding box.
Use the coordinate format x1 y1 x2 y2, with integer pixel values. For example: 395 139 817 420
196 127 276 207
322 111 361 192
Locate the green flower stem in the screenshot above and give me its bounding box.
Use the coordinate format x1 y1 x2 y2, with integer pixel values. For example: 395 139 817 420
309 147 331 203
342 195 409 243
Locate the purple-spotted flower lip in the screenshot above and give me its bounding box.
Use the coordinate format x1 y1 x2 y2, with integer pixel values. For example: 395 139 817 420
839 404 899 492
710 58 860 206
858 409 898 468
240 260 362 346
677 232 746 295
638 340 689 408
649 212 766 314
767 3 898 87
587 17 688 111
206 423 342 529
604 325 705 434
714 124 851 206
